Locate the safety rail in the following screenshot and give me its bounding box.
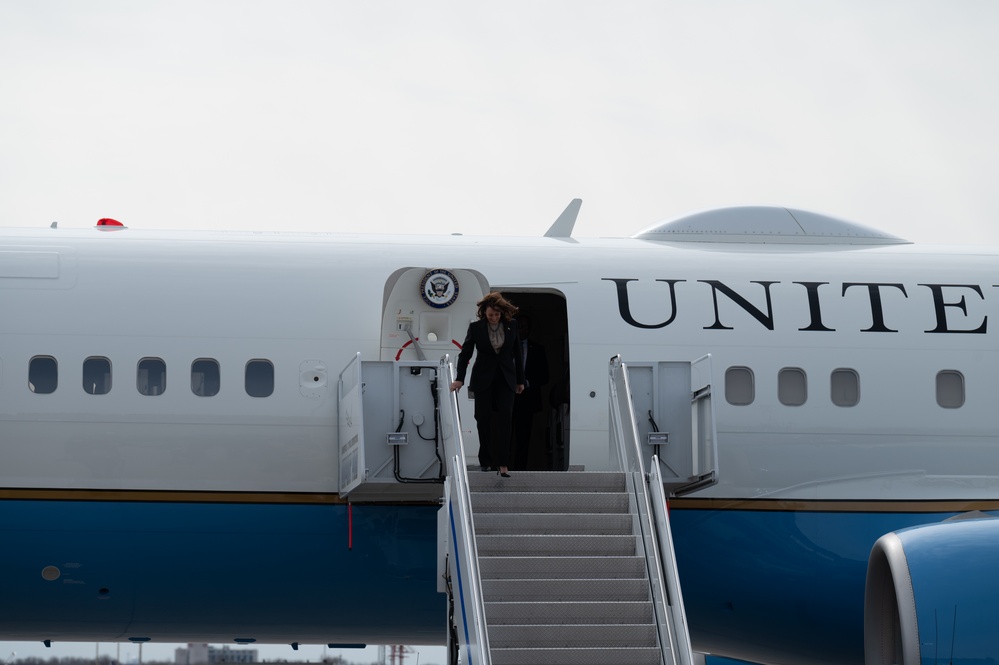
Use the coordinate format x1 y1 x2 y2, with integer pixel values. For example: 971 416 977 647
609 355 695 665
649 455 695 665
438 355 491 665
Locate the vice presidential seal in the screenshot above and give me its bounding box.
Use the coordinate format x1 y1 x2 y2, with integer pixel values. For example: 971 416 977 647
421 269 459 309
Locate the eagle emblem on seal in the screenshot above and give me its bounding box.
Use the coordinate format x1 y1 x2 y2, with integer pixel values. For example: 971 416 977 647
420 269 459 309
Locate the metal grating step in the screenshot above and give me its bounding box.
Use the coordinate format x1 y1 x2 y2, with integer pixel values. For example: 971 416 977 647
466 471 627 493
490 646 663 665
489 623 657 648
473 512 635 536
470 491 630 514
481 577 650 603
476 534 637 557
478 555 648 580
484 600 655 625
454 467 668 664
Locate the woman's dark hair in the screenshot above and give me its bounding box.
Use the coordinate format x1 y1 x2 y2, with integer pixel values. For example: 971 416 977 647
475 292 518 321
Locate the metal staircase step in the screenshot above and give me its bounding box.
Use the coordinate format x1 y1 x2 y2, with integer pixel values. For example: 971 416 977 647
479 555 647 580
455 466 668 663
470 491 630 514
488 623 657 648
473 512 634 536
466 471 627 493
481 577 650 603
490 646 663 665
484 600 655 625
476 534 637 557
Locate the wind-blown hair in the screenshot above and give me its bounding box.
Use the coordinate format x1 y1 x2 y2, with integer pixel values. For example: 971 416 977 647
475 292 519 321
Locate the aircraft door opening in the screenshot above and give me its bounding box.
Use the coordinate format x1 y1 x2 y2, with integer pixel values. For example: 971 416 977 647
499 290 570 472
379 272 570 472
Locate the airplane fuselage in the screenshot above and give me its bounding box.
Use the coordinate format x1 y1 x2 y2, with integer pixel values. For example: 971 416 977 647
1 225 997 664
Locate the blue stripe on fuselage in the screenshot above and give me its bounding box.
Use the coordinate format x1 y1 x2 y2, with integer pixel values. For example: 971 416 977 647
0 500 444 644
670 507 992 665
2 495 986 665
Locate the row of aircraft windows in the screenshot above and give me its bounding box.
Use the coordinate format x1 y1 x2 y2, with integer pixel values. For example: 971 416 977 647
725 366 966 409
22 355 967 409
26 356 275 397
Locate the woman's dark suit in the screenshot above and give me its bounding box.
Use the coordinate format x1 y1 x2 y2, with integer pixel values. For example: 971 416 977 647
455 318 525 468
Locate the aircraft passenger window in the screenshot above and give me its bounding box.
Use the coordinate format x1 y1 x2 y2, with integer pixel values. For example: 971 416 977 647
137 358 167 396
725 367 754 405
936 370 964 409
830 369 860 407
778 367 807 406
83 357 112 395
245 359 274 397
29 356 58 394
192 359 220 397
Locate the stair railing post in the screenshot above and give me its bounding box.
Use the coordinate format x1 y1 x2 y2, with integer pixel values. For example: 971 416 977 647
439 356 491 665
609 355 684 665
650 455 696 665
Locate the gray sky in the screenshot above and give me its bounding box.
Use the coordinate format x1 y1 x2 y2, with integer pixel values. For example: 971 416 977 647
2 0 998 244
0 0 995 660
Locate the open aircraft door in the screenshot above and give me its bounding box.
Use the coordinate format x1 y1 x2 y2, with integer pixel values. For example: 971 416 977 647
626 355 719 496
380 267 490 462
379 267 490 363
338 352 366 497
337 351 446 501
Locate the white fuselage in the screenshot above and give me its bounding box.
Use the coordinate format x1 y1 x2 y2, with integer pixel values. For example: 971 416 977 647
1 227 997 501
4 224 999 665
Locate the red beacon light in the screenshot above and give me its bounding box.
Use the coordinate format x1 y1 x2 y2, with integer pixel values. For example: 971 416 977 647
96 218 127 230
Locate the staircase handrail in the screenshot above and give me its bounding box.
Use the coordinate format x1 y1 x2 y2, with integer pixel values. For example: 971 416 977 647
439 356 491 665
609 355 645 475
609 355 675 665
649 455 695 665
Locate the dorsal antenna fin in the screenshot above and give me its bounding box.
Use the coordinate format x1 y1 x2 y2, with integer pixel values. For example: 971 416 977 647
544 198 582 238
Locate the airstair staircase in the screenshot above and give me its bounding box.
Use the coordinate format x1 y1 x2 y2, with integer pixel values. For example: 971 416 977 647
439 355 716 665
469 470 663 665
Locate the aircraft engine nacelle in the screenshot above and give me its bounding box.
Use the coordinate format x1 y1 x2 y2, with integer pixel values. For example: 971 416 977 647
864 516 999 665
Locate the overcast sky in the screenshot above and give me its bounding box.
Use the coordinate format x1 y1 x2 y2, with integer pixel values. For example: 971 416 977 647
2 1 998 244
0 0 995 660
